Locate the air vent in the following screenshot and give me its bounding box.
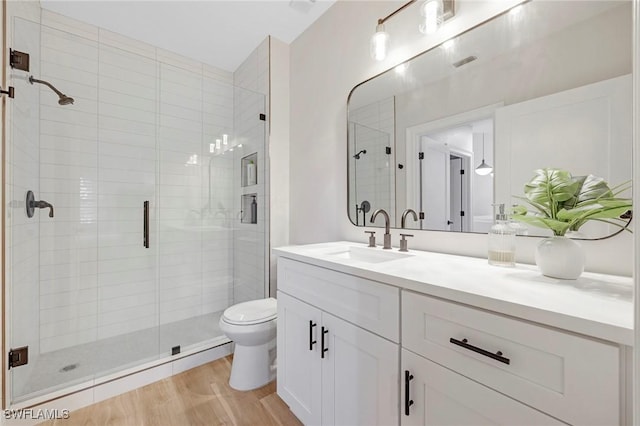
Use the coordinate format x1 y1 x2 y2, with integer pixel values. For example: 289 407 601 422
452 55 477 68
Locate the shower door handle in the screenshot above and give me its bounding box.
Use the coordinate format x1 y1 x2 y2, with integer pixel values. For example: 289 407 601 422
143 201 150 248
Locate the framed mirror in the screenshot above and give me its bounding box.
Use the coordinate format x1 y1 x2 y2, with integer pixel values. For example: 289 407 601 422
347 0 632 239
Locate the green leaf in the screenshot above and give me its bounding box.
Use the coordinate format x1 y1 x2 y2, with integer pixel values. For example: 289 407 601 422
511 168 633 235
523 169 579 218
562 174 612 210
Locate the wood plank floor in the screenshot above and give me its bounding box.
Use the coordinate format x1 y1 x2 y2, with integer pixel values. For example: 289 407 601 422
43 356 302 426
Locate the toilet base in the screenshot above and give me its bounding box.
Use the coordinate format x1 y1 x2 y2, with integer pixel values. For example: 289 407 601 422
229 341 276 391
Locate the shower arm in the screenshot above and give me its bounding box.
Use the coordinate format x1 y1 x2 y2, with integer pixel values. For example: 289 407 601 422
29 76 65 98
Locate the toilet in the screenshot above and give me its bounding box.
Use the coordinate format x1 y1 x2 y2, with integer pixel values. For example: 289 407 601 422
219 297 277 391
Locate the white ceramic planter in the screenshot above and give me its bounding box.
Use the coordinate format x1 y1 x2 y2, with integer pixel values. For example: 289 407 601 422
535 236 585 280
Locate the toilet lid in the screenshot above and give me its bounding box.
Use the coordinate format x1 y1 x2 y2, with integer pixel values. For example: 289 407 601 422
222 298 277 325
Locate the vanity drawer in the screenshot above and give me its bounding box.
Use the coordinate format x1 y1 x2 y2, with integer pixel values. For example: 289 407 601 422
402 291 619 426
278 258 399 342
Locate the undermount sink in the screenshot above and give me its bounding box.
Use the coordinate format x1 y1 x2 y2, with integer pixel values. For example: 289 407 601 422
326 245 413 263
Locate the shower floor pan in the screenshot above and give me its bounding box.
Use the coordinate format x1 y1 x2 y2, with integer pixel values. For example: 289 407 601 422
15 311 225 402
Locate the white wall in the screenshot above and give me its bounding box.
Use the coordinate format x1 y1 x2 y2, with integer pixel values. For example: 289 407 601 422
289 0 632 276
269 37 290 297
233 38 270 304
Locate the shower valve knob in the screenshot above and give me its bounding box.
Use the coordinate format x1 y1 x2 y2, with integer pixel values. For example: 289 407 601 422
26 191 54 218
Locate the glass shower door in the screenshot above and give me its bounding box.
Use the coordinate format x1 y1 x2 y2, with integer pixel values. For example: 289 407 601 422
156 76 267 355
7 17 160 404
349 123 394 225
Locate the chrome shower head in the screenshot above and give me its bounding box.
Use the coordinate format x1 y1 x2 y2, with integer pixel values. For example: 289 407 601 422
29 76 74 106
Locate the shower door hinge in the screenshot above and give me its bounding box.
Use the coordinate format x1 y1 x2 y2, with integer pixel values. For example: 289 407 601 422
418 152 424 160
259 113 266 121
8 346 28 369
9 49 30 72
0 86 14 99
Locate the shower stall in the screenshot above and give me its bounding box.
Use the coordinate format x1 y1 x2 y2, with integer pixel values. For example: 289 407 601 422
5 13 268 405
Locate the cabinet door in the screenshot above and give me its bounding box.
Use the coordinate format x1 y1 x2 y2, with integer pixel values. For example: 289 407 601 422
277 291 322 425
321 312 399 426
401 349 565 426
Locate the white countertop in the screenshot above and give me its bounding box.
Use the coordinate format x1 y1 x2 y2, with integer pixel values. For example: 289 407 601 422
274 241 634 346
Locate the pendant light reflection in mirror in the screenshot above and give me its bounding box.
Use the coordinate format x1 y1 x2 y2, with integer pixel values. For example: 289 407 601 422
475 133 493 176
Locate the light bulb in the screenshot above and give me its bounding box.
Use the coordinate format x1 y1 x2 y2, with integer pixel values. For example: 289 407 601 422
475 161 493 176
420 0 443 35
370 23 389 61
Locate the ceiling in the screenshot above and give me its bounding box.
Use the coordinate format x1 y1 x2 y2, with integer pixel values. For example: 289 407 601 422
40 0 336 72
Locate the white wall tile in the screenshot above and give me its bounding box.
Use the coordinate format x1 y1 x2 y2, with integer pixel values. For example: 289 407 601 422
99 29 156 61
42 9 99 41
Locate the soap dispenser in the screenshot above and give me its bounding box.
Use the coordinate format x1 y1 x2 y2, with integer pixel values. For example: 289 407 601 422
488 203 516 267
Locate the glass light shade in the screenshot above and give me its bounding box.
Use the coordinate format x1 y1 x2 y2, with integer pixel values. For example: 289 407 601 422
420 0 443 35
475 160 493 176
370 24 389 61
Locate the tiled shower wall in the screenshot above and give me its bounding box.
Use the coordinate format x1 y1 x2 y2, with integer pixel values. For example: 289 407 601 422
8 9 268 354
349 97 396 225
232 39 269 303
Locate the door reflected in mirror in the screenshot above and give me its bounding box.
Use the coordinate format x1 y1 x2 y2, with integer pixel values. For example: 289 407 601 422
347 0 632 239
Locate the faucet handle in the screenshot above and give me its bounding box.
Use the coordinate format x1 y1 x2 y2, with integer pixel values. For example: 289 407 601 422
365 231 376 247
399 233 413 252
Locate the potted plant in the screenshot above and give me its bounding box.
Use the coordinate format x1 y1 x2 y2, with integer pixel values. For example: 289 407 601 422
511 168 632 279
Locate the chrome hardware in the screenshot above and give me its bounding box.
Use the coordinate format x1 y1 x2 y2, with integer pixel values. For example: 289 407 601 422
401 208 418 228
365 231 376 247
399 234 414 252
370 209 391 249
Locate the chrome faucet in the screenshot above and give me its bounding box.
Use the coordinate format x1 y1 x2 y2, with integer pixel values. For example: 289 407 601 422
370 209 391 249
401 209 418 229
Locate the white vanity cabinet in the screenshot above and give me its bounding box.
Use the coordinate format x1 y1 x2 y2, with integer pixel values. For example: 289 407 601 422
402 291 621 426
277 258 400 426
401 349 564 426
274 242 632 426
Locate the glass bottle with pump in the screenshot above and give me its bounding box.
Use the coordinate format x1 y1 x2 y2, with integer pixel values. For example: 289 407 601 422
488 203 516 267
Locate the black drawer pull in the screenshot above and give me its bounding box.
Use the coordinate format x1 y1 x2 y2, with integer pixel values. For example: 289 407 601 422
309 321 317 351
449 337 510 365
321 327 329 359
404 370 414 416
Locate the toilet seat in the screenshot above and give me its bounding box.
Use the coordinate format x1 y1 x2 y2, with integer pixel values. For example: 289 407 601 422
222 297 277 325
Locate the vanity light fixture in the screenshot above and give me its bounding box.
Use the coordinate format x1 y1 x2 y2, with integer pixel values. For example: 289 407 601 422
475 134 493 176
370 23 389 61
370 0 454 61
